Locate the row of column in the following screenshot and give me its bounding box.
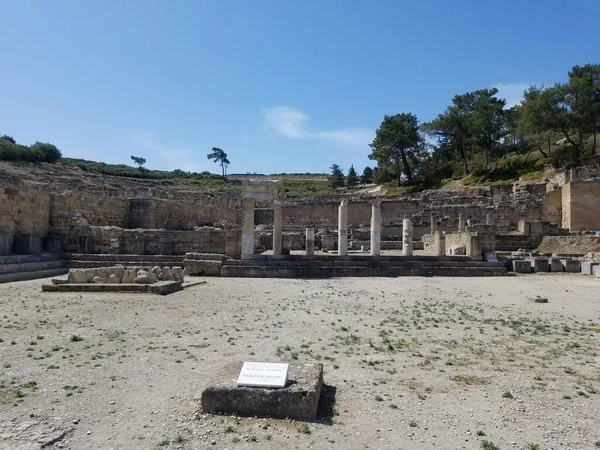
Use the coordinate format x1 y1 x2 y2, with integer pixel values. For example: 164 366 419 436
339 200 413 257
243 198 420 258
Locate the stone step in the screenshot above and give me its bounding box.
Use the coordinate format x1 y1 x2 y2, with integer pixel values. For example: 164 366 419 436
221 260 507 278
68 260 185 269
0 253 61 265
0 260 65 275
0 268 69 284
223 259 505 269
63 254 186 262
221 264 505 278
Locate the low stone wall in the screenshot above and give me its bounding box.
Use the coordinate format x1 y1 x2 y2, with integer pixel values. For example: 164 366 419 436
67 265 184 284
536 235 600 255
62 226 236 255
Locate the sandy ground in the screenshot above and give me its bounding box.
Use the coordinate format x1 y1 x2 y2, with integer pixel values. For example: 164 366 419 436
1 274 600 450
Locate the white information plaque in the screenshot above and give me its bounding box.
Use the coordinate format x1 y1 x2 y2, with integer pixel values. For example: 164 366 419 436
237 362 289 388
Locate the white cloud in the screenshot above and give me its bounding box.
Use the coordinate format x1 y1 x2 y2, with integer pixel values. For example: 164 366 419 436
133 130 193 160
493 83 532 108
261 106 372 149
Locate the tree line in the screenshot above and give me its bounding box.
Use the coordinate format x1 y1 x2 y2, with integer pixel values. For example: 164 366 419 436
0 135 62 163
329 62 600 189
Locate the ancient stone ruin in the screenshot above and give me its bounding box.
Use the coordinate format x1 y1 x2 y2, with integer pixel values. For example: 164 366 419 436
2 161 600 281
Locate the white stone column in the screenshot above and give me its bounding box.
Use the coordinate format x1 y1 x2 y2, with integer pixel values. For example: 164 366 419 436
458 213 466 232
338 200 348 256
241 198 255 259
370 199 381 256
466 234 482 260
305 228 315 256
434 231 445 256
402 218 413 256
272 200 282 256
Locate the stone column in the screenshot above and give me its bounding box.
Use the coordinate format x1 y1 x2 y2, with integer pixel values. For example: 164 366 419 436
272 200 283 256
305 228 315 256
430 214 438 234
458 214 466 232
402 218 413 256
241 198 255 259
338 200 348 256
370 199 382 256
433 231 445 256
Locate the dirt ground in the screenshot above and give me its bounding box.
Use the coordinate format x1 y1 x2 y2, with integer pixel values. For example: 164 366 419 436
1 274 600 450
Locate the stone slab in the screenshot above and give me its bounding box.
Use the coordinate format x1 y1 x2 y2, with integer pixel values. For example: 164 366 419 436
201 362 323 420
41 280 182 295
183 259 222 276
581 262 599 275
513 260 531 273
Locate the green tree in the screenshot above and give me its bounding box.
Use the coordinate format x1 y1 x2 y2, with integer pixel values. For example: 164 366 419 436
346 164 359 186
328 163 345 188
207 147 230 179
423 88 507 175
369 113 421 185
0 135 16 144
360 166 373 184
130 155 146 168
29 142 62 163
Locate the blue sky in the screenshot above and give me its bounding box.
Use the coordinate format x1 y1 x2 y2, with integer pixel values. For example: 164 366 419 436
1 0 598 175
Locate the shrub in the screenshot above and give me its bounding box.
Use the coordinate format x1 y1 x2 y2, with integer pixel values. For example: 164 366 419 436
30 142 62 163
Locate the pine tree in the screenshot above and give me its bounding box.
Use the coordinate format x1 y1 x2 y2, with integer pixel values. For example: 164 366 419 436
346 165 359 186
328 164 345 188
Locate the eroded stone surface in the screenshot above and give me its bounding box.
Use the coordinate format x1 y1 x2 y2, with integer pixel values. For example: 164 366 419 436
201 362 323 420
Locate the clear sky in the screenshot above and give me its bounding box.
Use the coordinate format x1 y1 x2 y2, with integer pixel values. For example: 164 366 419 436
1 0 598 175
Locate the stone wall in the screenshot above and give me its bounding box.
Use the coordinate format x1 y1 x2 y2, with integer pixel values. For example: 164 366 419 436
0 184 51 236
280 183 558 238
129 197 240 230
562 181 600 231
50 190 130 234
73 226 232 255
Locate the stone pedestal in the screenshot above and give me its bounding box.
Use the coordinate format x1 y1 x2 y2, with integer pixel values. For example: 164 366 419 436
549 257 564 272
273 200 283 256
563 259 581 273
321 233 335 251
513 260 532 273
338 200 348 256
486 214 494 226
402 219 413 256
581 262 599 275
305 228 315 256
466 235 482 260
532 258 549 272
433 231 445 256
242 199 256 259
458 214 466 232
370 200 381 257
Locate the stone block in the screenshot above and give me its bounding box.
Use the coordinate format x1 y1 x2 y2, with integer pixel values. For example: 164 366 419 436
184 259 222 276
134 270 154 284
549 257 564 272
513 260 531 273
122 269 136 284
581 262 599 275
532 258 549 273
161 266 174 281
172 266 184 282
0 233 11 256
563 259 581 273
200 362 323 420
108 274 120 284
92 276 108 283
